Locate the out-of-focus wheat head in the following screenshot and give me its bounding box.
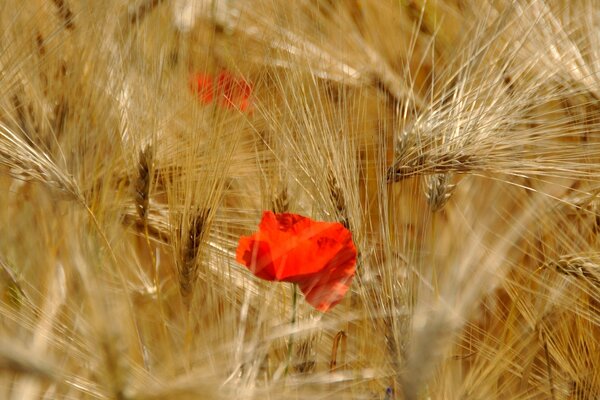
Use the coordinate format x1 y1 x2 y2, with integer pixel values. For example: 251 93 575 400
1 0 600 399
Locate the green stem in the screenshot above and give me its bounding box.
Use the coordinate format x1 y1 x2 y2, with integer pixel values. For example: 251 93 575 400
285 283 298 375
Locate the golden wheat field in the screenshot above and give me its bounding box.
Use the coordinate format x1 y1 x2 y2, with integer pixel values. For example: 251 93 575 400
1 0 600 398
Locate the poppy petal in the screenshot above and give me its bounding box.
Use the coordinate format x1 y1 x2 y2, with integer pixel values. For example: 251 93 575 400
190 71 254 112
190 73 214 103
294 238 357 311
235 236 278 280
261 212 353 280
299 273 354 312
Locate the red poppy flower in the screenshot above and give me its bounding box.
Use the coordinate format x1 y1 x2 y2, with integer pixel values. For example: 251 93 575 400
216 71 253 111
236 211 357 312
189 71 253 112
190 73 215 104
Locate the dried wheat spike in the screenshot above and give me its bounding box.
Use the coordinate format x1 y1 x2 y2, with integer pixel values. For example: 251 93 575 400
329 175 349 229
395 128 412 155
546 255 600 288
0 257 31 307
294 338 316 373
386 128 426 183
35 31 46 56
387 151 476 182
134 145 152 221
51 0 75 30
424 173 455 212
179 208 210 302
128 0 165 25
272 187 289 214
330 330 347 372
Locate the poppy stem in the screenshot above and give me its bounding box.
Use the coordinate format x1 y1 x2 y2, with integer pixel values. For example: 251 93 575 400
291 283 298 324
285 283 298 375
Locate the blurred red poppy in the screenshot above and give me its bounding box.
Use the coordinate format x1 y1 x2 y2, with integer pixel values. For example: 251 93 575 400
191 73 215 104
236 211 357 311
189 71 253 112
